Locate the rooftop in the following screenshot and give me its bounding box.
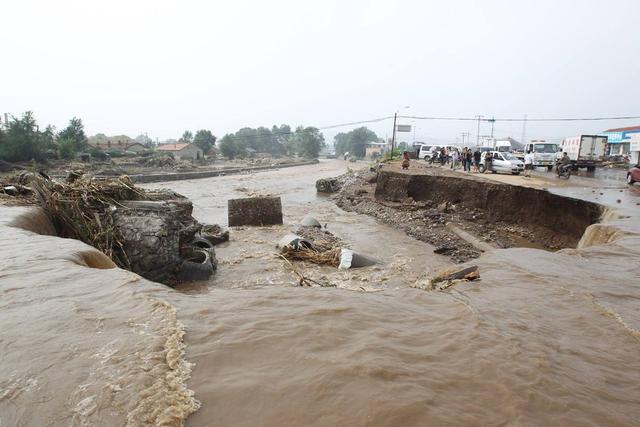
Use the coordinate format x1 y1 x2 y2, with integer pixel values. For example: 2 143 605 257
603 125 640 133
157 143 191 151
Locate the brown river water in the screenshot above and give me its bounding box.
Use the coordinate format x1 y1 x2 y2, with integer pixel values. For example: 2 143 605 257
1 160 639 426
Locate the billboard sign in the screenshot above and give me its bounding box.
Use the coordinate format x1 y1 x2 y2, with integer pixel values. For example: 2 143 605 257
396 124 412 132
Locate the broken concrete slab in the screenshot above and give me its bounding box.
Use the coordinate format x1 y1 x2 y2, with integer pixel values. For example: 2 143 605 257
228 196 283 226
114 198 202 284
277 234 313 250
338 249 379 269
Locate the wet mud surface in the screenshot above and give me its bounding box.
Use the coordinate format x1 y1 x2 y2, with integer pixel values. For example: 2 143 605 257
1 160 640 426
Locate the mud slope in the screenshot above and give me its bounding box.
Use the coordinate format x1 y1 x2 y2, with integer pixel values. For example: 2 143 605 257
375 170 603 246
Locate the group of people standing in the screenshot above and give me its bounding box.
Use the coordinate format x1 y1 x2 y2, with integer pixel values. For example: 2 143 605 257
434 147 486 173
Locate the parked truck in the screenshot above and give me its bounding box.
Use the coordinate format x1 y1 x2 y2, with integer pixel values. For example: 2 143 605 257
515 140 559 171
559 135 607 172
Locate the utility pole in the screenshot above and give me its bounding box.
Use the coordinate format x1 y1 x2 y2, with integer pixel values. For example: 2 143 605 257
391 112 397 160
460 131 470 146
488 117 496 140
521 114 528 144
475 115 484 145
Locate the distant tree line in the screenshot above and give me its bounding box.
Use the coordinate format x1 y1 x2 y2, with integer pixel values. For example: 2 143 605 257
0 112 325 163
0 112 88 162
218 125 324 159
334 127 379 158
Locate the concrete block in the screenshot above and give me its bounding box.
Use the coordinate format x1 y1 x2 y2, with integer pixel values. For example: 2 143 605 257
228 196 283 226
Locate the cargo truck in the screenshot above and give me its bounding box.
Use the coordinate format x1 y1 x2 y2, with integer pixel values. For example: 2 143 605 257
559 135 607 172
515 141 559 171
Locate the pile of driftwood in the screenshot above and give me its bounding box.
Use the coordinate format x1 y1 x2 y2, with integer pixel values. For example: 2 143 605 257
278 223 344 267
31 174 145 269
279 246 342 267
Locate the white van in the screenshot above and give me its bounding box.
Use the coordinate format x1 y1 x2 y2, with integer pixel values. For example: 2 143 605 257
418 145 440 160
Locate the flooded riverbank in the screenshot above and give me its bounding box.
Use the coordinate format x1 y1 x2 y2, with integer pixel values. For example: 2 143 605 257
1 160 640 426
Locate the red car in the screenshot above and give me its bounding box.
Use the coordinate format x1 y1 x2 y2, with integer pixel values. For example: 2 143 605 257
628 164 640 185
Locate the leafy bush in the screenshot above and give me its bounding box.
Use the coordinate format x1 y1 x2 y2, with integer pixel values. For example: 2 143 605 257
88 147 108 160
105 149 125 158
58 138 76 159
382 148 402 161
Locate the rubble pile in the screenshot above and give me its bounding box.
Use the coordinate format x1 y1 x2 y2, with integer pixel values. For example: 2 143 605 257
1 171 40 205
138 155 177 168
330 170 480 263
277 217 378 270
315 178 340 193
21 172 225 285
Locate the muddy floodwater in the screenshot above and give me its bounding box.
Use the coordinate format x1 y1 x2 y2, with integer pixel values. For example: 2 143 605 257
1 160 640 426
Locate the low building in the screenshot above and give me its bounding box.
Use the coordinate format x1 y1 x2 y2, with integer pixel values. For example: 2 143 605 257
601 125 640 156
156 143 203 160
88 135 146 153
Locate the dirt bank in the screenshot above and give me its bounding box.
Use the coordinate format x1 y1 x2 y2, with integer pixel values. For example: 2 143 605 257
332 167 604 262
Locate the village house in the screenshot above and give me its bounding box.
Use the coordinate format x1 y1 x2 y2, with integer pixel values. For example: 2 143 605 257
156 143 203 160
87 135 147 153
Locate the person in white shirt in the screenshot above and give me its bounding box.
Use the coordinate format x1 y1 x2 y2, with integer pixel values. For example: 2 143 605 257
523 150 534 177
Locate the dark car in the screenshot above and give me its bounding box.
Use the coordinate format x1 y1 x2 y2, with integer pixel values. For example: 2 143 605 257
627 164 640 185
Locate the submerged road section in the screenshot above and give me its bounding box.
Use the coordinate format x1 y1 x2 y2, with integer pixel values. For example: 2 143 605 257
1 160 639 426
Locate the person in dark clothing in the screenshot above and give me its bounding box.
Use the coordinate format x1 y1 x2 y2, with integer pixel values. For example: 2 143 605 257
473 150 481 172
440 147 446 166
484 151 493 173
465 149 473 172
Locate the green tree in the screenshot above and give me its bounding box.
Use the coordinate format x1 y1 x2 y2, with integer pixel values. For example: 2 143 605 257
334 132 350 155
256 126 273 153
58 137 76 159
269 124 290 155
348 127 377 158
219 134 238 159
294 126 324 159
180 130 193 143
42 125 57 152
0 111 47 162
234 128 259 151
57 117 88 155
332 127 378 158
193 129 217 154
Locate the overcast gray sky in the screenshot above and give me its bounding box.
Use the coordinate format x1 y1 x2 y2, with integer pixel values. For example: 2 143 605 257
2 0 639 144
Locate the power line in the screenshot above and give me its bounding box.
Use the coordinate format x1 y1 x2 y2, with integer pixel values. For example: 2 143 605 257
209 116 394 145
400 114 640 122
318 116 393 130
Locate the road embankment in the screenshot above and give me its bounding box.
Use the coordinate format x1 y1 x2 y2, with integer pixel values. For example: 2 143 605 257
127 160 319 183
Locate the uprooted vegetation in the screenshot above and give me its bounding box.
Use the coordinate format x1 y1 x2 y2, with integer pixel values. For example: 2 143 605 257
329 169 604 262
3 172 227 285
